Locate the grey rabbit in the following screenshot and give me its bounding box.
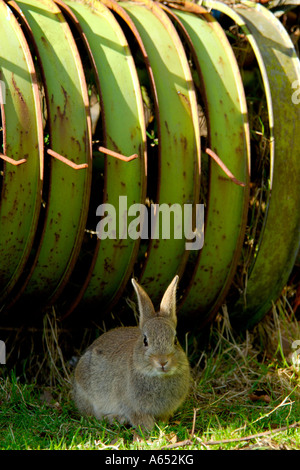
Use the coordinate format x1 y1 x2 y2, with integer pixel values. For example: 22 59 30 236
72 275 190 431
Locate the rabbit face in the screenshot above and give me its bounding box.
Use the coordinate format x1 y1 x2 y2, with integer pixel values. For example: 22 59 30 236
134 317 181 377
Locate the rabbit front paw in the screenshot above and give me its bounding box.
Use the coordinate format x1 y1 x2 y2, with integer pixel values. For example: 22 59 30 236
129 412 155 432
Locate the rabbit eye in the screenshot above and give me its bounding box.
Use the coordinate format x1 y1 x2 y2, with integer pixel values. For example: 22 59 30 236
143 335 148 347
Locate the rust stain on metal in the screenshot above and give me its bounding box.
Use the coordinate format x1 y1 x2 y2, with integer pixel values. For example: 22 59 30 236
71 136 82 152
60 85 68 115
11 73 25 103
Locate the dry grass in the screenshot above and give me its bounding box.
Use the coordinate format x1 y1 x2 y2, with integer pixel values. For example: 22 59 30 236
1 273 299 450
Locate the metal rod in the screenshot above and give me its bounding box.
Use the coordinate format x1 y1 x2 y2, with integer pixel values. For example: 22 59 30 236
47 149 88 169
205 148 246 187
0 153 26 166
98 146 138 162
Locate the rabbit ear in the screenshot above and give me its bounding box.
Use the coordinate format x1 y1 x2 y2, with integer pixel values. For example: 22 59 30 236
159 275 179 326
131 278 155 328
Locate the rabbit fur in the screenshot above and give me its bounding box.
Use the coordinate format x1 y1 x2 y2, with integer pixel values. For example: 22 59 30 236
72 275 190 430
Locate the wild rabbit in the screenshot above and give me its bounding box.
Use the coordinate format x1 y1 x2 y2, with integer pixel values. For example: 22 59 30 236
72 275 190 431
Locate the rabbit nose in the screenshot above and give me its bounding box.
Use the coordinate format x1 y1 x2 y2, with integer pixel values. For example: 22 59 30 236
159 359 169 371
152 355 171 372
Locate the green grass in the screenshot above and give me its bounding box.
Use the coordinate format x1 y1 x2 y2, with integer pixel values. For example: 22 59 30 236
0 297 299 450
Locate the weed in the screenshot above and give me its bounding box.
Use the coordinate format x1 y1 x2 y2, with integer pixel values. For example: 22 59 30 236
0 288 299 450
